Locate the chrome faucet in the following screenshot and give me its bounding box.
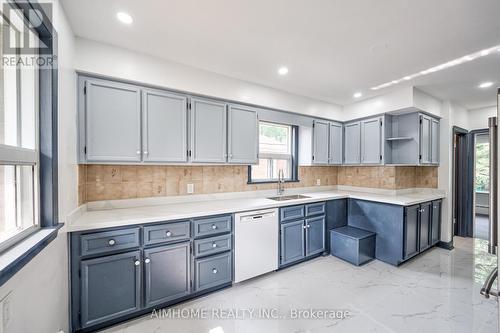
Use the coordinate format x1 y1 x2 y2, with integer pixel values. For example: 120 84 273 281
277 169 285 196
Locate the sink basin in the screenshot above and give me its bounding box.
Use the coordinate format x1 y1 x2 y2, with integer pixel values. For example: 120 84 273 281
267 194 311 201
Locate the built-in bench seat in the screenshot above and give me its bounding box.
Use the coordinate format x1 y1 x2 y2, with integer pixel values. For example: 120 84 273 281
330 226 376 266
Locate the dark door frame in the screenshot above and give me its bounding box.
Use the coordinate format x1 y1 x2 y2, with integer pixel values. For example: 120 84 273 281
470 128 490 236
453 126 474 238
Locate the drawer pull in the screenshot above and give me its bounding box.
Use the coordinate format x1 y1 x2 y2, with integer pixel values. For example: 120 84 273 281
212 268 218 274
144 258 151 264
212 243 217 248
303 225 307 229
134 260 140 266
166 231 172 237
108 239 116 246
211 224 217 230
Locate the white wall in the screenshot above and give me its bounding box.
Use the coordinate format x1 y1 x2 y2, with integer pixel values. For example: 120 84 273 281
0 1 76 332
74 38 343 120
468 105 496 130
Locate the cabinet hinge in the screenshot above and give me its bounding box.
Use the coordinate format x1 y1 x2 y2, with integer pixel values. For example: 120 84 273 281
188 150 192 157
419 118 422 124
380 119 383 126
83 86 86 95
84 146 87 155
188 102 192 110
312 155 315 161
419 154 422 160
313 122 315 128
190 280 193 289
379 154 382 160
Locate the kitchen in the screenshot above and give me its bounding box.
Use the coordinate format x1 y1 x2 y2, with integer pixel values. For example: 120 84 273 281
0 1 499 333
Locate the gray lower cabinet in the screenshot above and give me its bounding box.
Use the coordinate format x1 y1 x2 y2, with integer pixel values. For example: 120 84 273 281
190 98 227 163
403 205 420 260
305 216 325 256
361 117 383 164
344 121 361 164
280 220 306 266
194 252 232 292
80 250 141 328
312 120 330 164
227 105 258 164
84 79 142 162
144 242 191 308
142 89 188 162
431 200 441 245
419 202 432 251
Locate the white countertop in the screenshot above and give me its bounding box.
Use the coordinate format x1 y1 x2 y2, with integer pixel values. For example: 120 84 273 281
67 186 445 232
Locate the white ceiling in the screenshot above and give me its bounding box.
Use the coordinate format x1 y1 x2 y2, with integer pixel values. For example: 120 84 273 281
60 0 500 109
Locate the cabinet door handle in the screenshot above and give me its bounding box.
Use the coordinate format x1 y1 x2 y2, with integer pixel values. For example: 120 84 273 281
211 224 218 230
108 239 116 246
303 225 307 229
166 231 172 237
212 268 218 274
212 243 217 248
134 260 140 266
136 150 141 155
144 150 149 155
144 258 151 264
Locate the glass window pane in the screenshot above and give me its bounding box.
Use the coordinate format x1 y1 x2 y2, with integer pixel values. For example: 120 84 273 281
259 122 291 154
251 158 291 181
0 165 36 246
475 140 489 192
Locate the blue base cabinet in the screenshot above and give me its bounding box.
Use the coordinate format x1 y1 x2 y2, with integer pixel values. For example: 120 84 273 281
349 198 442 266
70 214 233 332
279 203 325 268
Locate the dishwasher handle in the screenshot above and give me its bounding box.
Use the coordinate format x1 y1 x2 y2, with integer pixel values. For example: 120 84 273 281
239 210 277 222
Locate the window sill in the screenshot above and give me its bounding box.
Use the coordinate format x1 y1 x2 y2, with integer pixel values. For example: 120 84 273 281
0 224 63 287
247 179 300 185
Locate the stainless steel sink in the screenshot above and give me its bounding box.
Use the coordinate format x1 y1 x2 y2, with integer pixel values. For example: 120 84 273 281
267 194 311 201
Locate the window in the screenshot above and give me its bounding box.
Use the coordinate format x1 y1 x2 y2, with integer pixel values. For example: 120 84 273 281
249 121 298 183
475 134 489 192
0 6 40 252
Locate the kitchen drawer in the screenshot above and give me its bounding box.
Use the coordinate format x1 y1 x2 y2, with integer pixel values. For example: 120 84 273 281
80 228 140 256
305 202 325 217
194 234 232 258
143 221 190 246
280 205 305 223
193 215 232 238
194 252 232 291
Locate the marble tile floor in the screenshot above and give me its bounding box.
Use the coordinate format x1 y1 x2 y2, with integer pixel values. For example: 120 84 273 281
101 237 498 333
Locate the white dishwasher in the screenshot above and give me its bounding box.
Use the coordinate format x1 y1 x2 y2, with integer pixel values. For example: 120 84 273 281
234 209 279 283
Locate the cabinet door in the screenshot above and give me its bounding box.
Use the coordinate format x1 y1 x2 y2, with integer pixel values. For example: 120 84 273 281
227 105 258 164
344 121 361 164
431 118 440 164
403 205 419 260
190 98 227 163
305 216 325 257
85 80 141 162
329 122 343 165
280 220 305 266
419 202 432 251
430 200 441 245
142 90 188 162
361 117 382 164
144 242 191 308
420 115 432 164
312 120 330 164
80 251 141 328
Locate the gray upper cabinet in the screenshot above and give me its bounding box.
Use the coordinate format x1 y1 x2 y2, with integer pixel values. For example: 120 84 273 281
144 242 191 308
431 118 440 164
190 98 227 163
420 114 432 164
312 120 330 164
361 117 383 164
329 122 343 165
344 121 361 164
142 90 188 162
227 105 258 164
84 80 141 162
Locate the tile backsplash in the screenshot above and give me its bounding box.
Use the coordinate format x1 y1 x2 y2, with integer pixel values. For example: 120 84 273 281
78 165 438 204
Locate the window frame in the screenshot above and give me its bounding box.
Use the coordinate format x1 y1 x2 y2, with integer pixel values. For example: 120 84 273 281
0 0 58 264
247 121 299 184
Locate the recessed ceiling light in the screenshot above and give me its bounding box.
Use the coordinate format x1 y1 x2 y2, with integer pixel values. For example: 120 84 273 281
278 66 289 75
479 81 494 88
116 12 133 24
353 92 362 98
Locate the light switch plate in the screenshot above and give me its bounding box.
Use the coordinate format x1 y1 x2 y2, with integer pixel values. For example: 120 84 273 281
316 179 321 186
187 183 194 194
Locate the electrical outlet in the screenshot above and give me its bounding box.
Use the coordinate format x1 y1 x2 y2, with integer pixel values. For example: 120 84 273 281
0 292 12 333
316 179 321 186
187 183 194 194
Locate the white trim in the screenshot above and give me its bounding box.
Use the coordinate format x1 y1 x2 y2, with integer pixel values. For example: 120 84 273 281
0 144 37 164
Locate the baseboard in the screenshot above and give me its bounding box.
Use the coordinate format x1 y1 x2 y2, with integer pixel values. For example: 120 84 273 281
437 240 454 250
